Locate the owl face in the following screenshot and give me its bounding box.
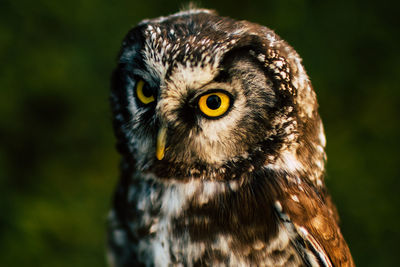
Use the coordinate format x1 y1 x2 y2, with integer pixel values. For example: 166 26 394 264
111 9 325 182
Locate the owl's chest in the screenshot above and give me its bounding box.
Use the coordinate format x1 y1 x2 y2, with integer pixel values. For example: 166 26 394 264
136 223 303 267
129 180 207 266
124 179 304 266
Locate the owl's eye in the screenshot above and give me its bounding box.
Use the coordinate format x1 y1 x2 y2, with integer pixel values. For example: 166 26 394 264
136 80 155 104
198 91 231 118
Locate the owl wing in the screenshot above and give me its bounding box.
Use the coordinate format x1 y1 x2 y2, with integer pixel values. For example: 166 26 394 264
274 184 355 267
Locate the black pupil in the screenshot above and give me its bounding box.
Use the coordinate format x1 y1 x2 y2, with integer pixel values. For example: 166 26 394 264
206 95 221 110
142 84 153 98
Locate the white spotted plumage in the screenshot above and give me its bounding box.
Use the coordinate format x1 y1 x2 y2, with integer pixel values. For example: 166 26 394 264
108 8 354 267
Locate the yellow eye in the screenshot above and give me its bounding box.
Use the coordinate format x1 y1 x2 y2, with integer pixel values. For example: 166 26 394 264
136 80 155 104
198 92 231 118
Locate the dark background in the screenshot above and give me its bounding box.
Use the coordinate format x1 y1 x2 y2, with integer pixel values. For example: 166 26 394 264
1 0 399 266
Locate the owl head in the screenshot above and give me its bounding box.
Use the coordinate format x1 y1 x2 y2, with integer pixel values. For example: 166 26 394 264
111 9 326 186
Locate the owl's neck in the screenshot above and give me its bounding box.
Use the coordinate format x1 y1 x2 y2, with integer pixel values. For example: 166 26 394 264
121 165 308 239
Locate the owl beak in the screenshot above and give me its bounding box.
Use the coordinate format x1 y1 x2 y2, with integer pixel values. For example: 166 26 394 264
156 125 167 160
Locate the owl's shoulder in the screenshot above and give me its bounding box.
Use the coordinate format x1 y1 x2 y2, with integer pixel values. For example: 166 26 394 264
274 178 355 267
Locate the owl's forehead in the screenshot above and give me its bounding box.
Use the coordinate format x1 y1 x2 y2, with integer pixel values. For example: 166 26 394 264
138 14 243 86
142 23 238 66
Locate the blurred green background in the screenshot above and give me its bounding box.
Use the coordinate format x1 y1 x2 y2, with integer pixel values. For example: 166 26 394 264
1 0 399 266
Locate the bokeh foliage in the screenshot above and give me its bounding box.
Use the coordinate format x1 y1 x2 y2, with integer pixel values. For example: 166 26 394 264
0 0 399 266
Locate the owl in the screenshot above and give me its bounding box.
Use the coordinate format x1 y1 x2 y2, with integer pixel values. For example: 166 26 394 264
108 8 354 267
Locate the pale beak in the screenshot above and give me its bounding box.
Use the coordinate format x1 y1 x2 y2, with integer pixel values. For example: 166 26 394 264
156 125 167 160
